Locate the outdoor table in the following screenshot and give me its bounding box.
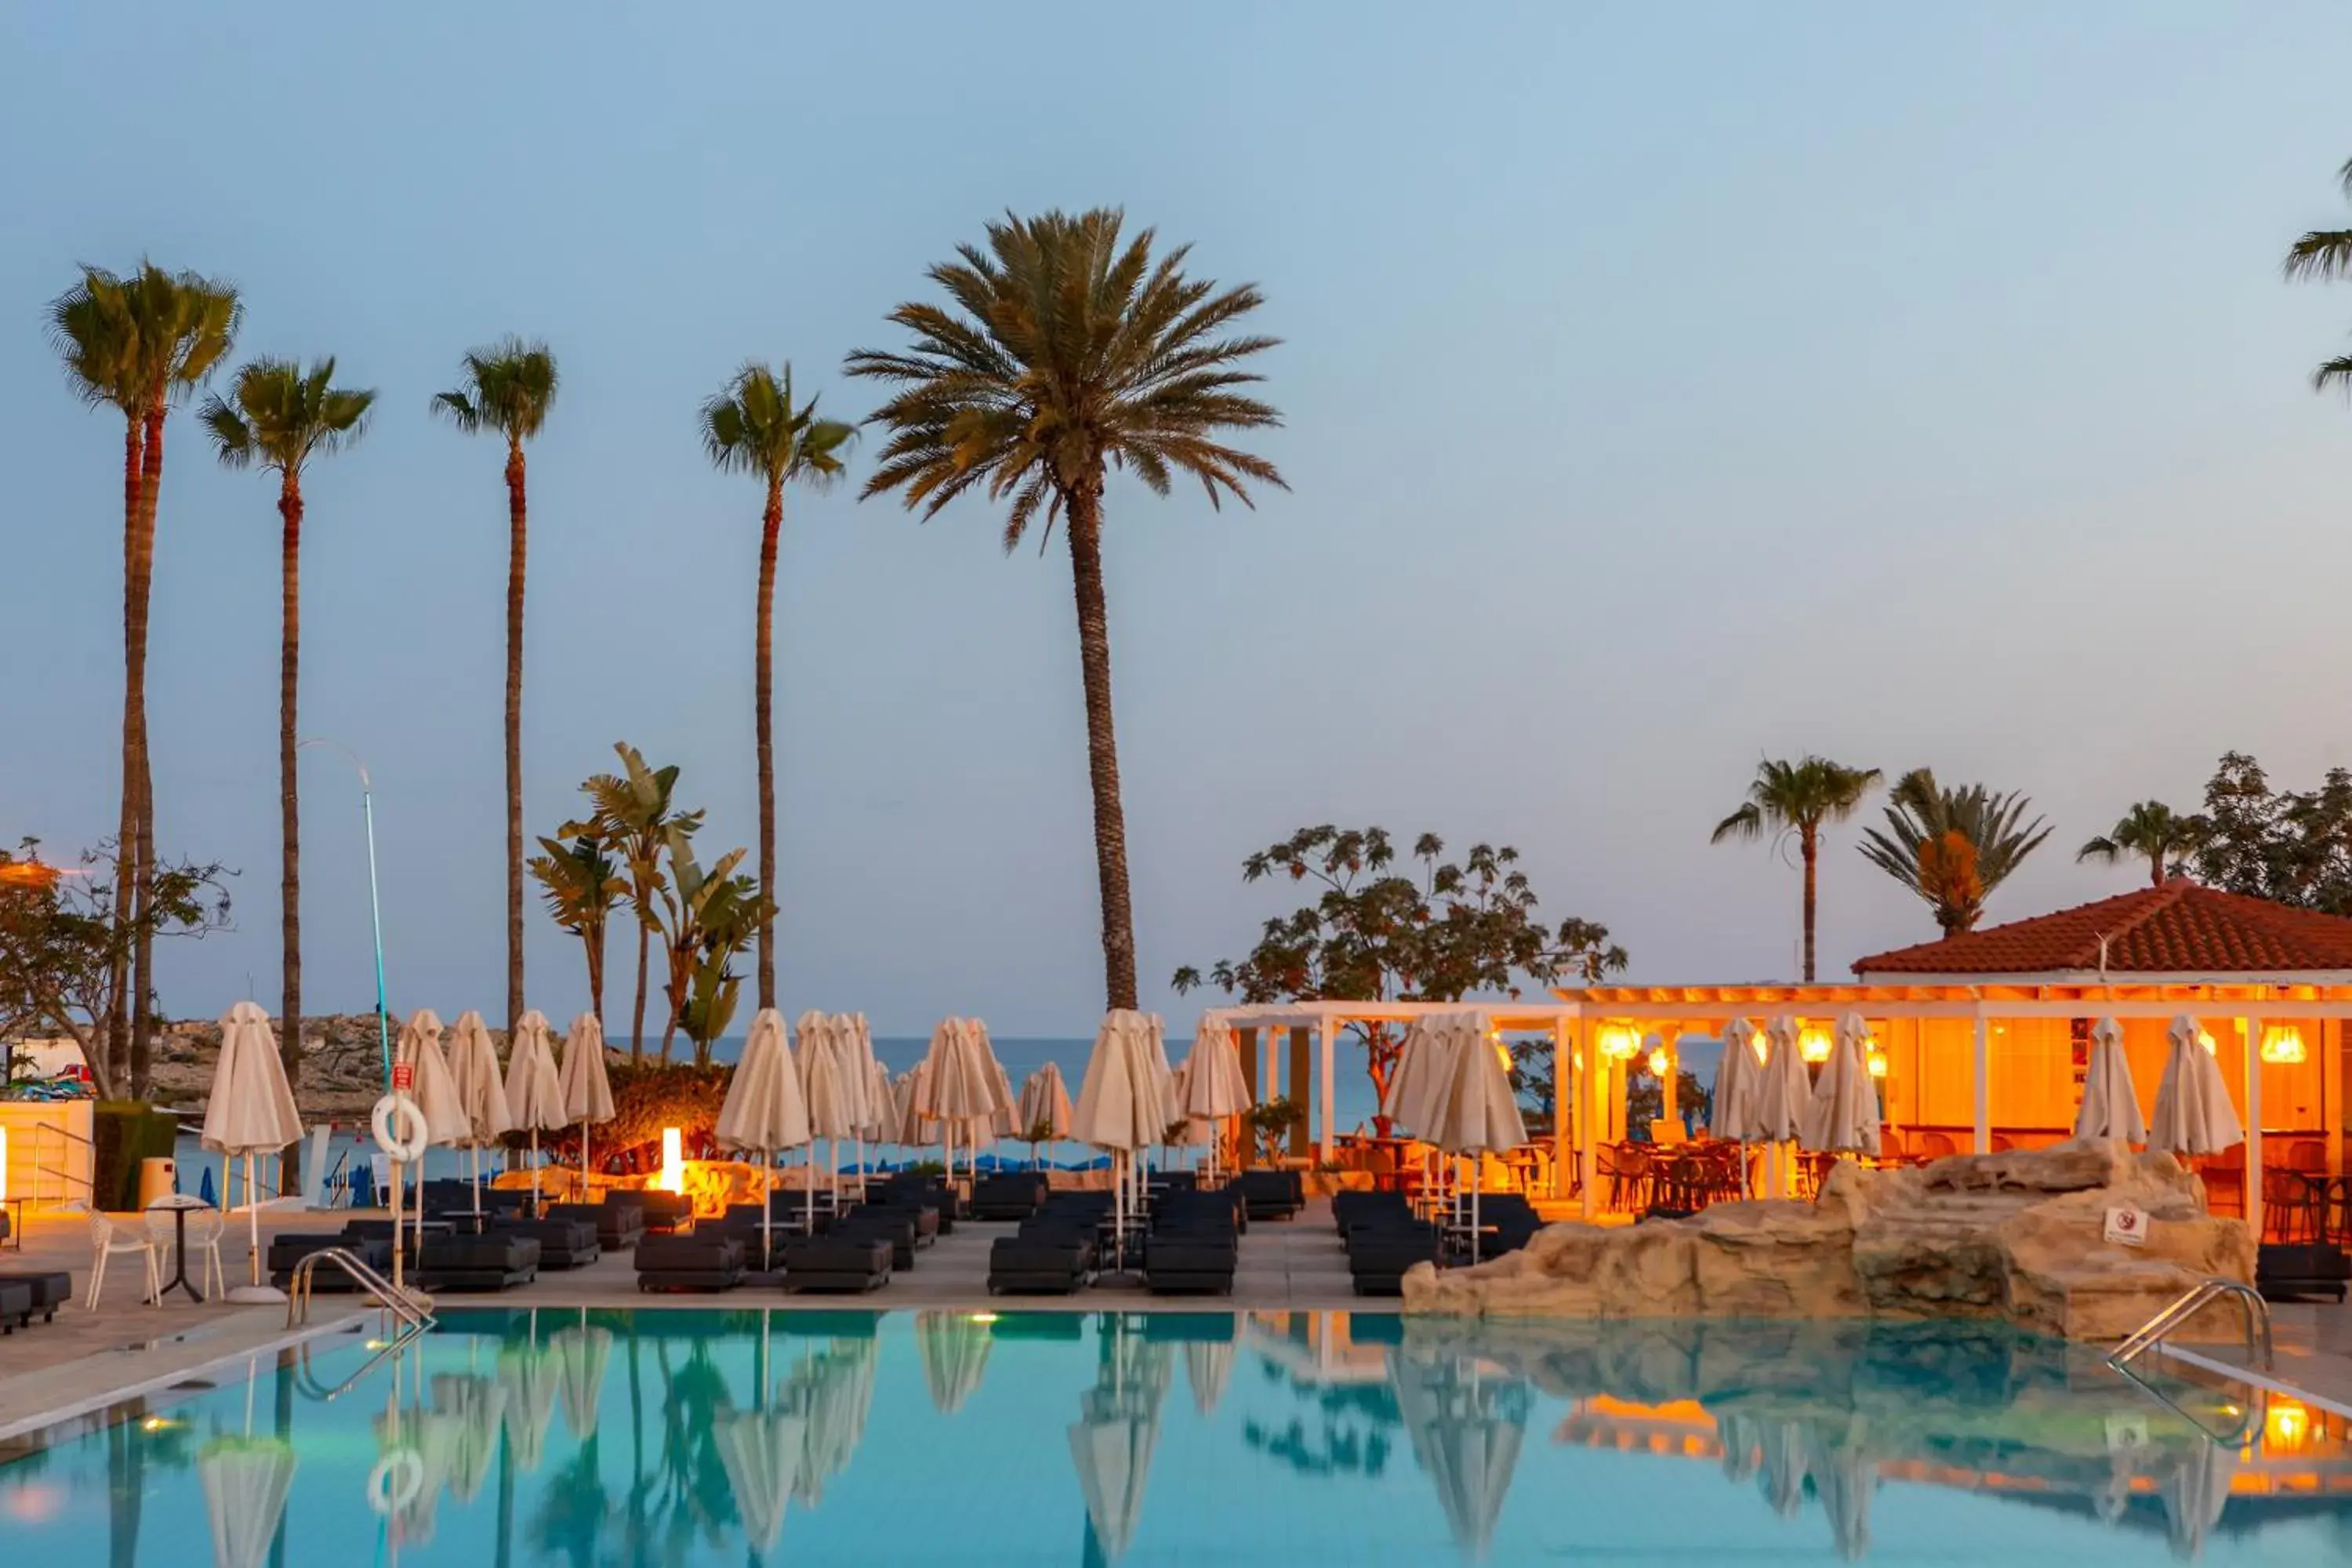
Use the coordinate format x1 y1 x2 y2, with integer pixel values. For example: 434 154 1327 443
143 1193 212 1304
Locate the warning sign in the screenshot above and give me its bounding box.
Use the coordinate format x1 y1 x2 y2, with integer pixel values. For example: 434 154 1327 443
2104 1204 2150 1247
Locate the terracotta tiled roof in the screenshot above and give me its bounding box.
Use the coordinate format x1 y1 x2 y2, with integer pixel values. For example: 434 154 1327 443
1851 883 2352 975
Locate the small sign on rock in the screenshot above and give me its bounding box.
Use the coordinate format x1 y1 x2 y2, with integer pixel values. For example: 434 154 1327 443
2104 1203 2150 1247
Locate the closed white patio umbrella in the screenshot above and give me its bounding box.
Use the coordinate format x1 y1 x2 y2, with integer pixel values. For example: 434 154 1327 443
1067 1321 1172 1564
1712 1018 1763 1196
505 1011 565 1207
199 1410 296 1568
834 1013 879 1186
2151 1015 2244 1157
1748 1017 1812 1197
916 1309 995 1416
201 1000 305 1300
797 1012 852 1224
1385 1017 1463 1211
1179 1018 1253 1181
557 1013 616 1188
715 1007 811 1270
2075 1016 2148 1145
552 1308 612 1442
917 1018 1012 1185
786 1336 878 1506
1018 1063 1076 1170
1422 1014 1528 1254
1801 1013 1882 1159
445 1010 515 1214
1071 1011 1174 1267
1390 1346 1530 1564
717 1403 808 1563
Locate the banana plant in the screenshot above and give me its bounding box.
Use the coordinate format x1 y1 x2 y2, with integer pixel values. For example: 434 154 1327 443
528 831 627 1024
652 827 770 1063
572 742 703 1060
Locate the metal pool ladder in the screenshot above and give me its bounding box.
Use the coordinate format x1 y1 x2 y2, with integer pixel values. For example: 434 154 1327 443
285 1246 435 1334
2110 1276 2274 1373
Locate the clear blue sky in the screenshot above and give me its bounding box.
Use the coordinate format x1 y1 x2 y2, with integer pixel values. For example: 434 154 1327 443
5 3 2352 1035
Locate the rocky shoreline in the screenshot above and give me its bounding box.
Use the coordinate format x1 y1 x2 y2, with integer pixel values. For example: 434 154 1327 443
146 1011 483 1121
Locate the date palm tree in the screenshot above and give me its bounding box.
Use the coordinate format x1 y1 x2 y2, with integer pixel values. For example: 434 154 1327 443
699 361 855 1011
200 358 375 1120
49 262 240 1095
2078 800 2207 887
1860 767 2053 935
1711 757 1882 982
848 209 1285 1009
2283 158 2352 391
433 339 558 1038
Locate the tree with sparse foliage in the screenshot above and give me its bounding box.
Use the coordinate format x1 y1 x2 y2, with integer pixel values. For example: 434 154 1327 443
1710 757 1882 982
0 840 233 1102
201 357 374 1119
1173 826 1625 1130
2078 800 2207 887
2189 751 2352 913
700 361 855 1012
850 208 1285 1013
433 338 559 1040
1860 768 2051 935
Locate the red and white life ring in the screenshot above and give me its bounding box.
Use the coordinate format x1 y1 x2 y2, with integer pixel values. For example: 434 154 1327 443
371 1093 430 1163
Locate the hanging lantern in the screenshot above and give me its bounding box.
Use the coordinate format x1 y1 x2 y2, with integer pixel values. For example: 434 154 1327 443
1646 1046 1671 1078
1597 1024 1640 1062
1865 1050 1888 1080
2261 1025 2308 1065
1798 1024 1833 1065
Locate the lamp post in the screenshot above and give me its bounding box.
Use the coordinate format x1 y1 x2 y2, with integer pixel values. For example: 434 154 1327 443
297 739 391 1091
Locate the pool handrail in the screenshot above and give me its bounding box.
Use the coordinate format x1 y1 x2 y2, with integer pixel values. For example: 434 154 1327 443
2108 1275 2273 1372
285 1244 434 1334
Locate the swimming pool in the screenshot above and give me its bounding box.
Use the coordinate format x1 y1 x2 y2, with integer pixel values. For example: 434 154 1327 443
0 1309 2341 1565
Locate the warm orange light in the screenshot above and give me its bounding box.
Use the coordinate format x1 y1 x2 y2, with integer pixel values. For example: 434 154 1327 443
2198 1029 2218 1057
1748 1029 1769 1065
1597 1025 1640 1062
2261 1026 2308 1065
0 1126 9 1203
1798 1025 1832 1065
1866 1051 1888 1080
2267 1398 2310 1452
657 1127 684 1194
1646 1046 1670 1078
0 862 64 890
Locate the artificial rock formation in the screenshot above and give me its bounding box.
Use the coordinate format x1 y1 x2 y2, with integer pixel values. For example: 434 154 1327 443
1402 1138 2255 1340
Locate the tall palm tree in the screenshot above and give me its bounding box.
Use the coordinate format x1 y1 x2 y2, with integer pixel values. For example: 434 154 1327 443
433 339 558 1038
200 358 375 1126
699 362 855 1011
49 262 240 1096
848 209 1285 1009
1711 757 1882 982
575 744 700 1061
2283 158 2352 391
2078 800 2207 887
1860 767 2053 935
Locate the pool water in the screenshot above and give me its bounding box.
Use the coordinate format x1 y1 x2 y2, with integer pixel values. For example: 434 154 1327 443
0 1310 2343 1565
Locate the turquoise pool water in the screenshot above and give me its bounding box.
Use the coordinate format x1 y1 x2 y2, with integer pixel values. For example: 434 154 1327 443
0 1310 2343 1565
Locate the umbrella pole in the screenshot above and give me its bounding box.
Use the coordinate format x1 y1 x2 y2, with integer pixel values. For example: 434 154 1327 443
529 1130 540 1213
760 1149 774 1272
248 1152 262 1285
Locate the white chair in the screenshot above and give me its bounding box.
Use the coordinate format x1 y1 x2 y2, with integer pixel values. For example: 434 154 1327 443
147 1203 227 1298
86 1212 162 1309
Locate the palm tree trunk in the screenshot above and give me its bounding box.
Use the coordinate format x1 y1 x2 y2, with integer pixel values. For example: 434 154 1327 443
1063 485 1139 1011
129 403 167 1099
1799 825 1819 984
504 437 528 1040
586 918 606 1024
2151 851 2168 887
630 917 649 1063
279 471 305 1184
105 412 143 1087
754 476 782 1011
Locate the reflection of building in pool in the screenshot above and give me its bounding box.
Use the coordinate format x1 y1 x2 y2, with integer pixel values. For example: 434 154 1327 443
1552 883 2352 1236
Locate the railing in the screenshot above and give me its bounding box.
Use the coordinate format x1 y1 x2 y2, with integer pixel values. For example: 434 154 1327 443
285 1246 434 1334
2109 1276 2274 1374
291 1319 431 1403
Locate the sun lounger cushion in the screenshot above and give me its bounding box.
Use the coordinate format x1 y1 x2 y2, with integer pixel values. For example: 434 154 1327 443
1348 1228 1439 1295
494 1218 599 1269
988 1234 1094 1295
548 1201 645 1251
1144 1233 1236 1295
2257 1242 2350 1303
782 1235 892 1293
635 1233 744 1293
0 1281 32 1331
0 1271 71 1322
267 1234 394 1290
419 1232 541 1290
969 1174 1048 1221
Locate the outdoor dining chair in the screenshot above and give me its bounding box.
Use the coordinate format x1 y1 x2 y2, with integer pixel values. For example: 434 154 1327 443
85 1212 162 1309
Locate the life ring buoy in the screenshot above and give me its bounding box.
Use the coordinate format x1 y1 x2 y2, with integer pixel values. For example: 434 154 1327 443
372 1093 430 1163
367 1450 425 1515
